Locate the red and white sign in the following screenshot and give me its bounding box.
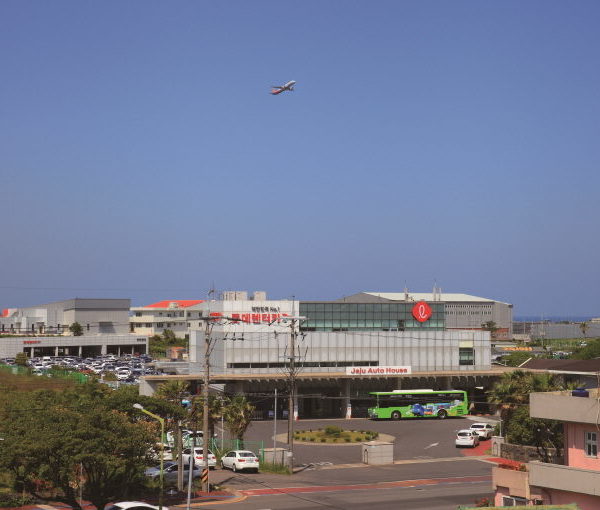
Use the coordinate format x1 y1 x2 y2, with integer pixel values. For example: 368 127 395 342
412 301 432 322
345 366 411 376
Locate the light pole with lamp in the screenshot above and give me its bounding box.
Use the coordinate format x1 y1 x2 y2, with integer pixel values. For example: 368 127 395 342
133 404 165 510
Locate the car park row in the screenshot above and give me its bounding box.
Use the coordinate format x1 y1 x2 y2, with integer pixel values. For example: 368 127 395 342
0 354 159 383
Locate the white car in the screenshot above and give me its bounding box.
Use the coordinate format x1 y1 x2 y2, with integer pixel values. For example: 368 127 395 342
105 502 167 510
455 430 480 448
221 450 260 473
180 447 216 469
470 422 495 440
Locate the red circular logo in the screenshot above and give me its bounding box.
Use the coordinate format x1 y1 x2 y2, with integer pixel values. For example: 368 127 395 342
412 301 432 322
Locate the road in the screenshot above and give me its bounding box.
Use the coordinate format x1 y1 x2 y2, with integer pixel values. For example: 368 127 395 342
241 416 493 466
199 417 496 509
229 481 491 510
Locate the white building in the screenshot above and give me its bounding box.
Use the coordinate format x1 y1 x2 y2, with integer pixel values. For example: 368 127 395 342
130 300 205 337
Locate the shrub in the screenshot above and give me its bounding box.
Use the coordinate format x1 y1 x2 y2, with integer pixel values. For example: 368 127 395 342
324 426 343 437
0 493 35 508
320 438 326 442
345 438 351 442
310 437 315 442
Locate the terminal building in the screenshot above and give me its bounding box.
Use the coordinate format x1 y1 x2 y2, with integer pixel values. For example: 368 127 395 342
141 290 510 418
0 298 148 358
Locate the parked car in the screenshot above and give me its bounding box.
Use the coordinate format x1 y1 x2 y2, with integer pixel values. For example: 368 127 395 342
105 502 166 510
148 443 174 462
145 461 201 485
469 422 495 440
220 450 260 473
455 430 480 448
179 447 216 469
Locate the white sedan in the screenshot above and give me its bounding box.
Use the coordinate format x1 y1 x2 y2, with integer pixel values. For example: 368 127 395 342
180 447 216 469
105 502 167 510
221 450 260 472
470 422 495 440
455 430 480 448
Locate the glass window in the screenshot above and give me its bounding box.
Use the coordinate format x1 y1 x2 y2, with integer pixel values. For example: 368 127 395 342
585 431 597 457
459 347 475 366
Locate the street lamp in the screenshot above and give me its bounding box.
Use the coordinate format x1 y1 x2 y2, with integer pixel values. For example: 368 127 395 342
134 404 165 510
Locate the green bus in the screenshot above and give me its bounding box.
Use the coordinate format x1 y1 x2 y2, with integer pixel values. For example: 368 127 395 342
368 389 468 420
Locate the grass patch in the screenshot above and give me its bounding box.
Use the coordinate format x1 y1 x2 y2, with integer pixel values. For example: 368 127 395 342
259 461 291 475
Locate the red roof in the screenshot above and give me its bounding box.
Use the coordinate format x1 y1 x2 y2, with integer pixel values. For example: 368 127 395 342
1 309 9 317
144 300 204 309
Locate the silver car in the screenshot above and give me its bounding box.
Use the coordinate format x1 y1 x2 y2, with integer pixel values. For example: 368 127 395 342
145 461 201 485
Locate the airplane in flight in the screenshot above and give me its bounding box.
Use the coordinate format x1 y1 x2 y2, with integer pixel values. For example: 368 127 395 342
270 80 296 95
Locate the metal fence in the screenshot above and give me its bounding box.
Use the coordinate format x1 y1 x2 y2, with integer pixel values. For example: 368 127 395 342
208 438 265 462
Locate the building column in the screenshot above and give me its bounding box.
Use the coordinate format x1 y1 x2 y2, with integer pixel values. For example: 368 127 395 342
293 394 299 421
55 346 59 357
342 379 352 419
101 344 107 355
78 345 83 357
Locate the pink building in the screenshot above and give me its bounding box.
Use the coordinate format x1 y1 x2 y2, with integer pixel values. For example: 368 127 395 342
493 389 600 508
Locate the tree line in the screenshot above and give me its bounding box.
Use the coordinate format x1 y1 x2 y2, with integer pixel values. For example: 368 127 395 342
0 376 254 510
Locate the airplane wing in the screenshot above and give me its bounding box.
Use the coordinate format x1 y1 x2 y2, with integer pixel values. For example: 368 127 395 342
271 86 283 89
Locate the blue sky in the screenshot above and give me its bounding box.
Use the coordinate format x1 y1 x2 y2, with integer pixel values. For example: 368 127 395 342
1 1 599 317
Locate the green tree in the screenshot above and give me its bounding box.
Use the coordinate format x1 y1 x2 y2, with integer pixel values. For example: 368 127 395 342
505 405 563 462
162 329 177 343
222 395 255 445
190 395 226 441
571 338 600 360
69 322 83 336
14 352 28 367
502 351 534 367
487 371 572 436
481 321 499 334
0 388 155 510
155 380 189 405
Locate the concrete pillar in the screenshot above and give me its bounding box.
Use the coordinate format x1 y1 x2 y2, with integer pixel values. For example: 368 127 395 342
117 346 121 357
293 394 299 421
396 377 402 390
55 346 59 357
101 344 107 355
343 379 352 419
78 345 83 357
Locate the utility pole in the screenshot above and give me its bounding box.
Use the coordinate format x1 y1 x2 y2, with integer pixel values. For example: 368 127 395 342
202 317 211 493
278 302 306 469
197 311 235 493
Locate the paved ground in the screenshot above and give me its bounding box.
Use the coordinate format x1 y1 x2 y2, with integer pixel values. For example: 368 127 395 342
242 415 498 467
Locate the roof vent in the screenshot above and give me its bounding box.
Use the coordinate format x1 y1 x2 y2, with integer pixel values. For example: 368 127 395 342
168 302 179 309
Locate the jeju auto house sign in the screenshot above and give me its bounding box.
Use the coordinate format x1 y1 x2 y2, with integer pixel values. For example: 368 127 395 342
412 301 432 322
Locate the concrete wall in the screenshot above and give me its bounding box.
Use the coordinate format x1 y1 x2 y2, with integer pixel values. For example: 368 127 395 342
565 422 600 471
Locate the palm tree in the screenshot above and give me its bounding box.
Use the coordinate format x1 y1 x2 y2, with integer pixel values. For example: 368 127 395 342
190 395 226 445
580 321 589 338
155 380 190 404
487 370 573 432
222 395 255 448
